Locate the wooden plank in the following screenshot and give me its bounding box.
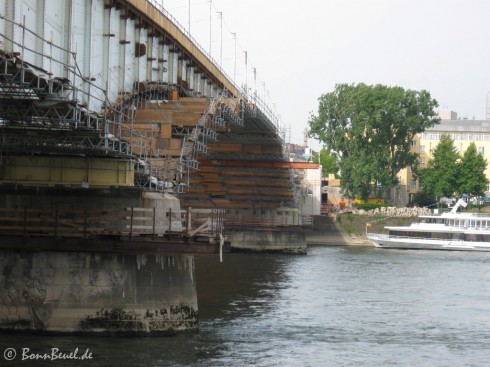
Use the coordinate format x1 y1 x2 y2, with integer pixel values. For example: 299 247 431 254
172 112 203 125
124 216 153 221
200 159 321 169
125 225 154 230
161 123 172 138
134 109 173 123
208 144 242 153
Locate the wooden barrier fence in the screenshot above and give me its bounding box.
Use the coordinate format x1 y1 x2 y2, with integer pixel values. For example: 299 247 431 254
0 207 225 239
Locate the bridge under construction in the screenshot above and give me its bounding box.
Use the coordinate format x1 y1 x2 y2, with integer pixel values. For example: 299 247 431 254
0 0 319 335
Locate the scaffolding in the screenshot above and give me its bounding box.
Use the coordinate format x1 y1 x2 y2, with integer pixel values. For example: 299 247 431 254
1 16 144 157
0 15 238 193
0 11 291 208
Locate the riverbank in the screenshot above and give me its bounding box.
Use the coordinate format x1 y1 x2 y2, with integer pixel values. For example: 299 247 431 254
306 214 416 247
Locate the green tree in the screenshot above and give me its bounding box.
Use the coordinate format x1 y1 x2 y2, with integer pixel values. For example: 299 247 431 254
457 142 488 197
419 135 460 199
308 83 439 201
314 149 338 177
411 191 437 207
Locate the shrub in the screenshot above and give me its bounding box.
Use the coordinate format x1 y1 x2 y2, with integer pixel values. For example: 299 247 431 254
353 202 386 211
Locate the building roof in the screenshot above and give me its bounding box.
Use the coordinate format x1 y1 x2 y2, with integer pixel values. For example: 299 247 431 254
427 119 490 133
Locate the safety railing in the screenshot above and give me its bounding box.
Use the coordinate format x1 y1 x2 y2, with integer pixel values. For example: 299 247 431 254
145 1 283 137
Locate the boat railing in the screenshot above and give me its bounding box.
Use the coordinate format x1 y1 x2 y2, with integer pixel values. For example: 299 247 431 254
367 233 390 239
367 232 490 245
369 233 444 241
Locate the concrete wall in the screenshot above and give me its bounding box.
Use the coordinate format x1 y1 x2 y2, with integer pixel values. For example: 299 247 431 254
300 166 322 216
227 229 307 254
0 250 197 335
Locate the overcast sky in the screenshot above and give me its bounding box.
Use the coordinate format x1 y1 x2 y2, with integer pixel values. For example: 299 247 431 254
162 0 490 149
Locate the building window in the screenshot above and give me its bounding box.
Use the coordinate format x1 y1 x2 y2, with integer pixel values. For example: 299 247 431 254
410 140 417 147
419 157 425 164
478 146 485 155
409 179 417 188
420 145 426 153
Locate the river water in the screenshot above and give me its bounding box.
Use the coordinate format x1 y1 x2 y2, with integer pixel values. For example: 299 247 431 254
1 246 490 366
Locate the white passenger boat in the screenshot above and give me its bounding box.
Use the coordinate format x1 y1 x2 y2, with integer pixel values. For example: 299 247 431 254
367 199 490 251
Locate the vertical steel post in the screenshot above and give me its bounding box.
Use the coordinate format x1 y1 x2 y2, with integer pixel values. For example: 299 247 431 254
129 206 134 239
152 207 156 238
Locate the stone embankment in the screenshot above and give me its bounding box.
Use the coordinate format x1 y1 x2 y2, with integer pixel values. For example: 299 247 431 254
307 207 433 247
349 206 432 217
307 215 372 246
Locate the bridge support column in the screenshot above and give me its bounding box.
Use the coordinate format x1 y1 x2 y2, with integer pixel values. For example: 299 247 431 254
0 251 197 335
226 229 307 254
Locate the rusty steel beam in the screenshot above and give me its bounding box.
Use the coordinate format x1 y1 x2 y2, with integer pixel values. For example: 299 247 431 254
200 159 321 169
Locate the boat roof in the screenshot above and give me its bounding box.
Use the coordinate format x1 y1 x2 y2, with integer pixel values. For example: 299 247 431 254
419 213 490 219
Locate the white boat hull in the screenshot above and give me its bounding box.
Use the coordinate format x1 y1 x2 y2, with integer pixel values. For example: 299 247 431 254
367 233 490 252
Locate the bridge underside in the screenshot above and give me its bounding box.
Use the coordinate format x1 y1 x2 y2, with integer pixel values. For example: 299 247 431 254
0 0 297 211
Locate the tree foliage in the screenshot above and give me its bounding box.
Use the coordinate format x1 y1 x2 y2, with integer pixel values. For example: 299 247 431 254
420 138 489 199
308 83 439 201
411 191 437 207
418 135 460 198
457 142 488 196
314 149 338 176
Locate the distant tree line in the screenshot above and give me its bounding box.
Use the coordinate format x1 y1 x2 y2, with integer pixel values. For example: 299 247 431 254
416 135 489 203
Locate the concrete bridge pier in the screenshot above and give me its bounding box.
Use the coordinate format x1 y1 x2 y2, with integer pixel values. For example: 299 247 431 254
0 251 197 335
226 229 307 254
223 208 309 254
0 189 225 335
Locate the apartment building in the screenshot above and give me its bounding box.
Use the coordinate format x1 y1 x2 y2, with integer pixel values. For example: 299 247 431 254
401 111 490 204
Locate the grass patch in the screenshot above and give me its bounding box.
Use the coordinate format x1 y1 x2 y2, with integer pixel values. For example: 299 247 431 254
337 214 416 237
